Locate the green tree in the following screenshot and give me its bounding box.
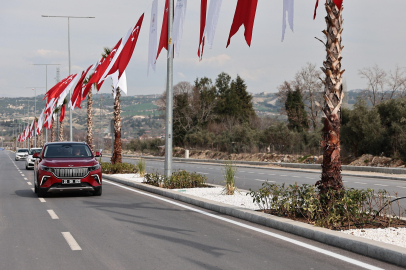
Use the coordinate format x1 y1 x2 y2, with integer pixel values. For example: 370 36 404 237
285 87 309 132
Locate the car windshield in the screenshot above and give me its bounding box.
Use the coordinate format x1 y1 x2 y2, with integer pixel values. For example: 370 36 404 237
29 149 42 155
18 149 28 153
43 144 93 158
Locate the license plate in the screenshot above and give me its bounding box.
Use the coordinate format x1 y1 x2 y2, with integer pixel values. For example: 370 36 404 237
62 179 81 184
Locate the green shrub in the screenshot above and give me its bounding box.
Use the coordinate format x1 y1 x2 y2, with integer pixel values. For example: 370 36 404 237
101 162 138 174
144 170 207 189
248 183 398 230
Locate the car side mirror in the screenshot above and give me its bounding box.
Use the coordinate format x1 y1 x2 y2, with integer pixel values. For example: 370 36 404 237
95 152 100 157
33 153 40 158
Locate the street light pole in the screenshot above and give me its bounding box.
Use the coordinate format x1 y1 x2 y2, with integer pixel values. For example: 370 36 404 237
32 64 60 143
42 15 95 142
26 87 44 148
164 0 174 177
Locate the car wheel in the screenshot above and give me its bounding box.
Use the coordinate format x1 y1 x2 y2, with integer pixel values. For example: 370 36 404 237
93 186 102 196
25 165 28 170
34 183 38 194
37 188 46 198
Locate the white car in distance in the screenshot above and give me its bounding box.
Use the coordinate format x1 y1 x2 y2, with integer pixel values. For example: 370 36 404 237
15 148 29 161
25 148 42 170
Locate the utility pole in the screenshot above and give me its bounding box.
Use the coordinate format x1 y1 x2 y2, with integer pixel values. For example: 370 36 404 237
164 0 174 177
42 15 95 142
26 87 45 148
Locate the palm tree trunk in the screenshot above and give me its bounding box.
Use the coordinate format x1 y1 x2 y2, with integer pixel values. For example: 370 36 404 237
86 89 93 151
59 118 64 141
51 121 55 142
316 0 345 194
111 88 122 164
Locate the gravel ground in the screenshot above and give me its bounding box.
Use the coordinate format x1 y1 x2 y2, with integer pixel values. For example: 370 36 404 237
110 173 406 249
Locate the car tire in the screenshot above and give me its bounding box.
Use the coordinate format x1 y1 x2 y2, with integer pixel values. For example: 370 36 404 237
34 183 38 194
37 188 46 198
25 165 28 170
93 186 102 196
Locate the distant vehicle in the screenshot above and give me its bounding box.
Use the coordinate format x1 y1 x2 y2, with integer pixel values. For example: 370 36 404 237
33 142 102 197
15 148 29 161
25 148 42 170
0 147 4 150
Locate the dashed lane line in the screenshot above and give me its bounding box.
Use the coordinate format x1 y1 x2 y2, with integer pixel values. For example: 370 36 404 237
61 232 82 251
24 177 28 180
39 198 46 202
280 175 287 177
31 188 35 192
354 182 367 185
397 186 406 189
196 172 209 175
292 176 299 178
27 182 32 185
254 179 266 182
47 210 59 219
21 174 25 176
374 184 389 187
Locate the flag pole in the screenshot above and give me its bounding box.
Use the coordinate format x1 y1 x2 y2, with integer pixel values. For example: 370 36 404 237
164 0 174 177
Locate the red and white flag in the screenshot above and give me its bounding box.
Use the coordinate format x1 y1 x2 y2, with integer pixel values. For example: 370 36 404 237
59 104 66 123
156 0 170 61
99 14 144 90
314 0 342 19
56 73 80 109
198 0 222 60
226 0 258 48
69 64 94 110
36 108 45 135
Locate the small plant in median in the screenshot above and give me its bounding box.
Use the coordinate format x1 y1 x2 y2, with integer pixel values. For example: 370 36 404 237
248 182 406 230
137 158 146 177
100 162 138 174
222 161 238 195
144 170 207 189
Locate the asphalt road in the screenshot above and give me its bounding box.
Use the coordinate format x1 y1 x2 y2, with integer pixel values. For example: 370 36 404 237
107 157 406 211
1 150 403 270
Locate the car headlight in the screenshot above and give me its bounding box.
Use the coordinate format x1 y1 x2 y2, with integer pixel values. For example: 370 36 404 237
88 164 100 172
40 165 53 172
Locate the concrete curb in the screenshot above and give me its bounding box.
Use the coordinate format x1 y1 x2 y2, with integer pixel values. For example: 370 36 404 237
103 174 406 268
114 155 406 181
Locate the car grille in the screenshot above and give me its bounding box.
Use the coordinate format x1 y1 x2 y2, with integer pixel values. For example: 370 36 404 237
52 168 89 178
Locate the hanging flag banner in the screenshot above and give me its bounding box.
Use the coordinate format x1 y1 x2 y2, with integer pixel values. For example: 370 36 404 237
156 0 170 61
172 0 188 57
69 64 94 110
36 108 45 135
148 0 158 76
282 0 294 42
198 0 222 60
59 104 66 123
227 0 258 48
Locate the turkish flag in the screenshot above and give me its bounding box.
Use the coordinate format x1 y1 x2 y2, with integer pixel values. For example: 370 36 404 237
198 0 207 60
314 0 342 20
95 39 122 91
111 14 144 81
156 0 169 61
44 74 77 115
69 64 93 108
227 0 258 48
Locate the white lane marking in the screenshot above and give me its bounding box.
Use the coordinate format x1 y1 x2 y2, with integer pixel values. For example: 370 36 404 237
24 177 28 180
254 179 266 182
196 172 209 175
21 174 25 176
61 232 82 251
240 171 245 172
306 177 315 179
47 210 59 219
31 188 35 192
104 180 383 270
39 198 46 202
248 172 255 174
354 182 367 185
374 184 388 187
397 186 406 189
342 181 348 183
27 182 32 185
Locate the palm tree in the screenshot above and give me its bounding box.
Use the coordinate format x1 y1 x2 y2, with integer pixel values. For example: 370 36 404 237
315 0 345 194
83 75 95 152
100 47 122 164
51 107 60 142
58 98 68 142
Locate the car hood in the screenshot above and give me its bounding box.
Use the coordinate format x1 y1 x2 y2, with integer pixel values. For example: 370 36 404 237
41 158 97 168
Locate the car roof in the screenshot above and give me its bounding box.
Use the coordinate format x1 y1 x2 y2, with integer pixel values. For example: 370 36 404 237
44 142 88 146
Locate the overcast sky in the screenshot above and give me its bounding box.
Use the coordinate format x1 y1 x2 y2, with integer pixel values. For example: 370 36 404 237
1 0 405 98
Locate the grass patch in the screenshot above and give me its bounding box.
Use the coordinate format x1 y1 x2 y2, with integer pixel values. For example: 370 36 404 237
101 162 138 174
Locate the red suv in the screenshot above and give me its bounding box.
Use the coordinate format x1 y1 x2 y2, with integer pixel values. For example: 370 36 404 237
33 142 102 197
